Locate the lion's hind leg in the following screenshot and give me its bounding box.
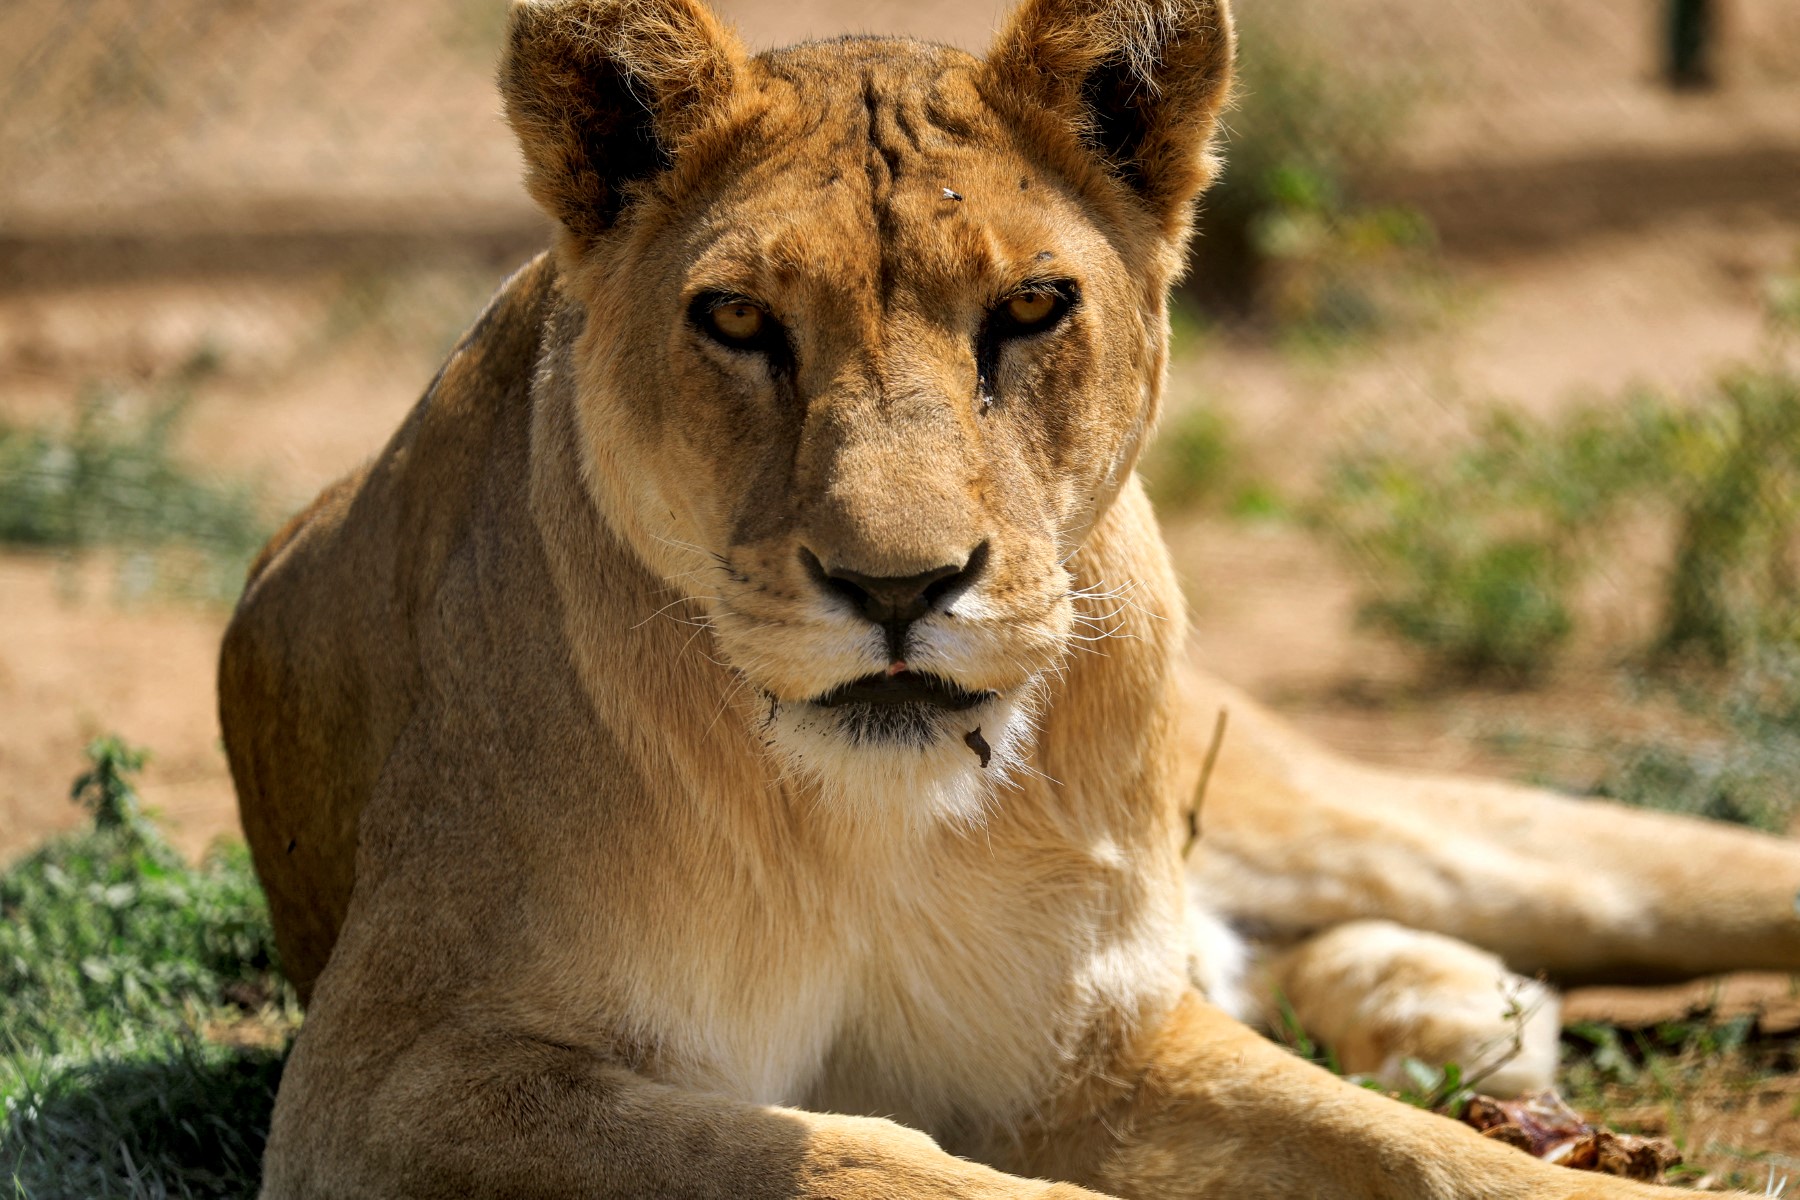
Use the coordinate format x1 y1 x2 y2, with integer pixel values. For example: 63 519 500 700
1184 667 1800 983
1259 920 1563 1099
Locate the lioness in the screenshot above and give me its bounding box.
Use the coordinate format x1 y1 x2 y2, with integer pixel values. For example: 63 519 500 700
219 0 1800 1195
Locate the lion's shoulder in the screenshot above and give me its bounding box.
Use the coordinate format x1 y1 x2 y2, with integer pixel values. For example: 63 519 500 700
219 252 560 997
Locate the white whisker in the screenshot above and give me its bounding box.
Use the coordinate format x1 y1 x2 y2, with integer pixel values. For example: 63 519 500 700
630 592 720 631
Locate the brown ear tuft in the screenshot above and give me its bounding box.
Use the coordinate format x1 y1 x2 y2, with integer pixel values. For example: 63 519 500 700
500 0 744 242
985 0 1234 235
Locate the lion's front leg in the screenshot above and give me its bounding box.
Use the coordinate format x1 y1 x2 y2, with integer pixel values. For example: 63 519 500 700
263 1008 1105 1200
1002 993 1691 1200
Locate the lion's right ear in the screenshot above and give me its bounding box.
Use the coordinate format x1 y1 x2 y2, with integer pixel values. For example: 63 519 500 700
500 0 744 243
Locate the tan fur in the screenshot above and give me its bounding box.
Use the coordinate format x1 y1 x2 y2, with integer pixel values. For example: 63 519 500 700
219 1 1799 1195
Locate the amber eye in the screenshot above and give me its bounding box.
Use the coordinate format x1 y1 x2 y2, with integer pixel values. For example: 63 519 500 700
1005 291 1057 326
709 301 766 341
688 291 791 373
977 280 1077 395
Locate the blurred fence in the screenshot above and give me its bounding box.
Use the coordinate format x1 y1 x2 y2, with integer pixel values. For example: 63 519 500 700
3 0 1798 293
1 0 517 227
0 0 538 288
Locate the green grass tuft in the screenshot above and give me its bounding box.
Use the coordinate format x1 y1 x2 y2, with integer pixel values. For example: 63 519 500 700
2 739 292 1198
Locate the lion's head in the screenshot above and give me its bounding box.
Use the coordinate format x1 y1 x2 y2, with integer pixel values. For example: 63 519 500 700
502 0 1232 820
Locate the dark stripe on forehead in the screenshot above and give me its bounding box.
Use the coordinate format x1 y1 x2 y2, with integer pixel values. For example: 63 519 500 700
891 88 928 160
751 41 992 315
861 72 904 309
859 59 978 310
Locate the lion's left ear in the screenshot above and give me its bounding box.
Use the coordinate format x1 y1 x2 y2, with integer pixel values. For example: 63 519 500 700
984 0 1234 236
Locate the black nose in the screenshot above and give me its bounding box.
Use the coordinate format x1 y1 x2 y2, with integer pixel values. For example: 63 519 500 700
802 542 989 660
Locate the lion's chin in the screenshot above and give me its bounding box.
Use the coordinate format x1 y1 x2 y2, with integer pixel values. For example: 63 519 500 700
762 684 1040 829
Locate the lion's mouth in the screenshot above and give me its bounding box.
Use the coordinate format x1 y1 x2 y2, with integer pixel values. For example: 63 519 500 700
773 669 1015 766
811 670 991 712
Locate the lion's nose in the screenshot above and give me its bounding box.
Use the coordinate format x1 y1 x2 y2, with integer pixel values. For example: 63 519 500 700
801 542 989 658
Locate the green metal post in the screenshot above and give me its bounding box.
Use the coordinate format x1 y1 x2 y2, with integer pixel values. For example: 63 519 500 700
1668 0 1715 89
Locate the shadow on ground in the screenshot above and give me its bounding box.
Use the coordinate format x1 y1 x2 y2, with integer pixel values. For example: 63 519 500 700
2 1043 283 1199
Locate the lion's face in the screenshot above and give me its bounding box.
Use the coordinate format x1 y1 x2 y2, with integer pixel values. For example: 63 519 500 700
506 1 1231 817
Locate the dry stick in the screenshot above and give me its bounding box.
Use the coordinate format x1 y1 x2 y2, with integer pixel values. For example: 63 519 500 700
1454 975 1550 1104
1183 707 1229 859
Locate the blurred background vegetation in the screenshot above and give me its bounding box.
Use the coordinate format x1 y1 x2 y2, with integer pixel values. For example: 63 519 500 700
2 0 1799 1193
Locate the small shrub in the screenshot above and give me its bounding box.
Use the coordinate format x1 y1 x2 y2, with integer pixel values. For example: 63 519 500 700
1315 403 1659 680
1358 535 1573 681
1143 404 1287 517
1 739 292 1198
0 364 269 603
1658 363 1800 664
1145 405 1235 509
1317 347 1800 681
70 735 153 834
1595 649 1800 833
1251 178 1437 346
1658 259 1800 662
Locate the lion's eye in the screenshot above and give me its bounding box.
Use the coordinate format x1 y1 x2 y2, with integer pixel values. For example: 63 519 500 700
687 292 790 373
1005 292 1057 326
992 282 1075 340
978 280 1077 396
709 302 766 342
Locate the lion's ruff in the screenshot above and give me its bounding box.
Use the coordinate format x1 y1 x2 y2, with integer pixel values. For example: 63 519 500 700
219 1 1800 1196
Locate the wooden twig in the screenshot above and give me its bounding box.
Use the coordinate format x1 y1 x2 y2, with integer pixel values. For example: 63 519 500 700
1183 706 1229 858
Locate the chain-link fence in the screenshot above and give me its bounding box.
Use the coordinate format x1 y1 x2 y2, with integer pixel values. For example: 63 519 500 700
3 0 1797 284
